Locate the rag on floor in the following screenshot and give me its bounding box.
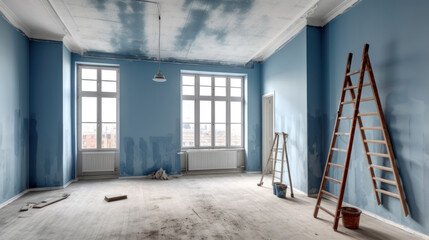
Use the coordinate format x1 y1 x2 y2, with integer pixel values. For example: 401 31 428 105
149 168 169 180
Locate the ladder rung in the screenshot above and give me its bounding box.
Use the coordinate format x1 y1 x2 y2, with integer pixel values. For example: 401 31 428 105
361 97 375 102
332 148 347 153
358 112 378 116
335 132 350 136
328 162 344 169
273 148 283 151
364 140 386 144
376 189 400 199
361 127 383 130
370 164 393 171
338 116 353 120
318 205 335 217
322 190 339 199
367 152 389 158
346 69 361 76
325 177 342 184
274 170 282 173
341 100 355 105
344 82 371 91
373 177 396 186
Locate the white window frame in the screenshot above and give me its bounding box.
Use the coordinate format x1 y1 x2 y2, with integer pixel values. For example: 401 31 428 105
181 73 244 149
77 64 120 152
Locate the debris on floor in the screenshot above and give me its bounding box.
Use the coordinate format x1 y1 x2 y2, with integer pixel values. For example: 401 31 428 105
33 193 70 209
19 203 35 212
148 168 169 180
105 194 128 202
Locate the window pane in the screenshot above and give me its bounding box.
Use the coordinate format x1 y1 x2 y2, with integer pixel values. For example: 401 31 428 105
183 75 195 85
231 124 242 146
200 124 212 147
82 80 97 92
182 86 194 95
200 86 211 96
215 124 226 146
215 101 226 123
200 101 211 123
102 81 117 92
182 124 195 147
82 97 97 122
231 78 242 87
231 102 242 123
102 98 116 122
102 70 117 81
215 77 226 86
231 87 241 97
82 123 97 149
102 123 117 148
200 76 211 86
215 87 226 96
82 68 97 80
182 100 194 122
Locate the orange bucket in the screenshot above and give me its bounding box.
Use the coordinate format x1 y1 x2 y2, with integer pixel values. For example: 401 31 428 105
341 207 362 229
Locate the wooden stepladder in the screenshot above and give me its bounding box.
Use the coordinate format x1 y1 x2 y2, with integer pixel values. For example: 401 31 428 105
258 132 294 198
313 44 408 231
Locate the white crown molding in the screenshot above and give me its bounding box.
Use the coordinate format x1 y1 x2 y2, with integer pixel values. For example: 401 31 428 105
0 0 33 36
318 0 359 26
250 0 319 62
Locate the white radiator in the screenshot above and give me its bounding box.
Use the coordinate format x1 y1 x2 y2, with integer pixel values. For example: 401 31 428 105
187 150 241 171
82 152 115 172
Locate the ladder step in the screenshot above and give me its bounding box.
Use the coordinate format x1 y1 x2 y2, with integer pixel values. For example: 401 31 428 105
344 82 371 91
274 170 282 173
346 69 362 76
332 148 347 152
361 127 383 130
358 112 378 116
361 97 375 102
341 100 356 105
328 162 344 169
325 177 342 184
376 189 400 199
338 116 353 120
373 177 396 186
370 164 393 171
335 132 350 136
364 140 386 144
322 190 339 199
318 205 336 217
367 152 389 158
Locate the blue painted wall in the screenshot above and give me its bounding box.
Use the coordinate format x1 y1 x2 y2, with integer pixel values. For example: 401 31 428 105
29 40 65 188
62 45 73 184
72 55 262 176
261 29 308 193
322 0 429 235
306 26 324 195
0 16 29 205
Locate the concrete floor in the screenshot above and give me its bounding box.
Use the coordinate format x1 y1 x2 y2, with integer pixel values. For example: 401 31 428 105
0 174 423 240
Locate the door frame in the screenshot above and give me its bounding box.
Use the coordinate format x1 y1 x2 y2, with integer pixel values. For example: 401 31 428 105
262 92 275 173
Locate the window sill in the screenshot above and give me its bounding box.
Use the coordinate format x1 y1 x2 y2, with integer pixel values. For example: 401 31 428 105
183 148 244 152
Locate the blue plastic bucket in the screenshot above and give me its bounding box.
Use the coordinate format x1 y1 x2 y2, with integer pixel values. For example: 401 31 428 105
275 183 287 198
273 182 280 195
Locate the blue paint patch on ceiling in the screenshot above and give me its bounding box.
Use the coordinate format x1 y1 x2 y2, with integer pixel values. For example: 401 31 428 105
176 0 255 52
87 0 147 57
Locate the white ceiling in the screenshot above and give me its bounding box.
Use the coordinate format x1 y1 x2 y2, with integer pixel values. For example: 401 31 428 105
0 0 358 66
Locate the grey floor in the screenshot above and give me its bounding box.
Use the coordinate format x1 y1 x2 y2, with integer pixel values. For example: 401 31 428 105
0 174 423 240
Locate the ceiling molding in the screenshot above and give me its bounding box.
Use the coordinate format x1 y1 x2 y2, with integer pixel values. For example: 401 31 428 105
249 0 319 62
317 0 359 27
0 0 33 36
43 0 83 53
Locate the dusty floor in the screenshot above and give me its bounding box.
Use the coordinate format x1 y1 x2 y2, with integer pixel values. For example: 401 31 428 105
0 174 423 240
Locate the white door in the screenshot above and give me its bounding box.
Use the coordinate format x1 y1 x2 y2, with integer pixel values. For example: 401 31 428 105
262 93 274 173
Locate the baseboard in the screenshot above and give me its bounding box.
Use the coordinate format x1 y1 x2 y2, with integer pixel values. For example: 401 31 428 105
0 179 77 209
321 196 429 239
0 189 30 209
245 171 262 174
